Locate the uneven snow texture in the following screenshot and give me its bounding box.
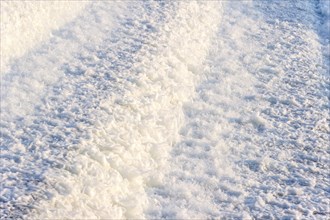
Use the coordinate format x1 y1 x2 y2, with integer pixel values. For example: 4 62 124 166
1 0 329 219
147 0 330 219
318 0 330 59
0 1 89 74
1 1 222 219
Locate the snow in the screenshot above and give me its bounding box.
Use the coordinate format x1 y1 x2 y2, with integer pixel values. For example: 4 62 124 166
1 0 329 219
0 1 89 74
319 0 330 25
147 0 330 219
1 1 222 219
318 0 330 59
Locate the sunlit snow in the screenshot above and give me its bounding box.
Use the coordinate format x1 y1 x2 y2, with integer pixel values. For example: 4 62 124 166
0 1 329 219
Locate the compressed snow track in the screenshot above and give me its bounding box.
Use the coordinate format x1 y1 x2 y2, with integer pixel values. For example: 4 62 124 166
1 1 222 219
147 0 329 219
1 0 329 219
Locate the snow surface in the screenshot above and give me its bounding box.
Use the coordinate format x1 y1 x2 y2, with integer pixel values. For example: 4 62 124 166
318 0 330 59
148 1 330 219
1 0 329 219
1 1 222 219
0 1 89 74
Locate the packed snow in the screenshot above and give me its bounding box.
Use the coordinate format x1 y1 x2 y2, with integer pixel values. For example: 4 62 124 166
1 0 329 219
1 1 222 219
147 1 330 218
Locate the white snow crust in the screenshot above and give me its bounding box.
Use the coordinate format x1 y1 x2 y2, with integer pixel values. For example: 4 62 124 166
147 1 330 219
1 1 222 219
1 0 329 219
0 1 89 74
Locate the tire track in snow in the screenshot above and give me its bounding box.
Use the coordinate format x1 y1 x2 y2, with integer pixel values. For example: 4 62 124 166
1 1 223 219
1 2 174 218
147 1 329 219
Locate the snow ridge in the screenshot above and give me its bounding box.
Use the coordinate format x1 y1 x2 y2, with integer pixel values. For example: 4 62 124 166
147 1 330 219
1 1 222 219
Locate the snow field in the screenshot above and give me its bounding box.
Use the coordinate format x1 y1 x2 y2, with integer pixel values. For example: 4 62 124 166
1 1 223 219
1 2 125 126
147 0 330 219
1 2 125 218
1 0 329 219
0 1 89 74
